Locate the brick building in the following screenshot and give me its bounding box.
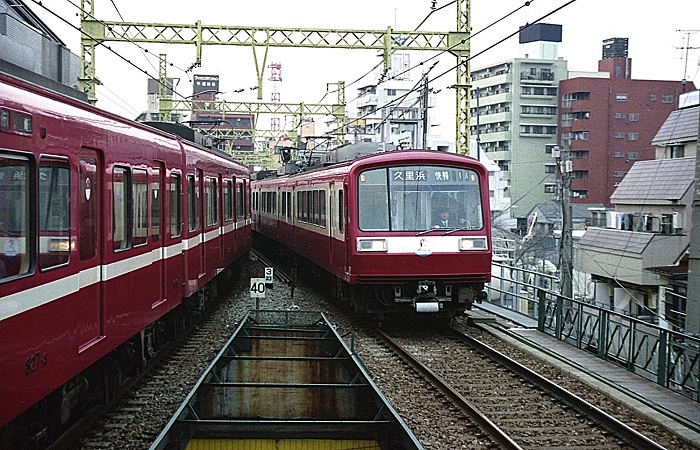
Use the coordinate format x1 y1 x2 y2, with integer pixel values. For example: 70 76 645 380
559 38 695 206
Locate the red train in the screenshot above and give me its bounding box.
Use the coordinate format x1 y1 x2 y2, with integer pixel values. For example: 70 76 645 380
252 145 491 321
0 72 251 444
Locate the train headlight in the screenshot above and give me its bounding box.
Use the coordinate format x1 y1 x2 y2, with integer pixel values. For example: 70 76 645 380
357 238 388 252
458 237 488 251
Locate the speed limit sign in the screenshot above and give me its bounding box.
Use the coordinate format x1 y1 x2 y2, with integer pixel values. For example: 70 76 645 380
250 278 266 298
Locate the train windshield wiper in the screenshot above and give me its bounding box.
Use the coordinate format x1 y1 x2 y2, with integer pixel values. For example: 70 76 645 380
416 226 447 236
443 226 478 235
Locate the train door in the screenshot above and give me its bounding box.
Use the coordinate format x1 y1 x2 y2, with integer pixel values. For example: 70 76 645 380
78 150 104 350
151 163 165 308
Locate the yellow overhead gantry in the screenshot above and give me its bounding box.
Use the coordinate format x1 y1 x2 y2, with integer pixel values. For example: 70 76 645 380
78 0 471 154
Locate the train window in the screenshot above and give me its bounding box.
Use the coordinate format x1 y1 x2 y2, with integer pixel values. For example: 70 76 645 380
187 175 196 232
170 173 181 238
280 191 287 219
39 158 70 270
112 166 130 251
319 189 327 228
132 169 148 247
299 191 303 221
206 177 218 226
338 190 344 234
358 166 484 232
237 182 245 219
151 167 161 242
312 190 318 225
0 109 9 131
286 192 292 219
358 169 390 231
13 112 32 134
302 191 310 223
224 180 233 221
0 154 31 280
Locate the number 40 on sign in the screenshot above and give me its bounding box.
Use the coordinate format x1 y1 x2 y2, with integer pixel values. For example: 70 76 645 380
250 278 266 298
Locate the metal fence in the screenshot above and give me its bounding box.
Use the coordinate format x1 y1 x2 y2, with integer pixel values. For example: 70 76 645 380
487 261 700 403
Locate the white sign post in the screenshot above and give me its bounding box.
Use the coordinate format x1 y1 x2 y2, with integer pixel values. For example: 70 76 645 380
264 267 274 286
250 277 266 311
250 278 266 298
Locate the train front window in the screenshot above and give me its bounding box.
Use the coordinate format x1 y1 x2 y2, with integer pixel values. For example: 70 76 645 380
358 165 483 232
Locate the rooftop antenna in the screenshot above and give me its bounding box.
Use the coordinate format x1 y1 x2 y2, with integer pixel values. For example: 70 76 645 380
676 29 699 82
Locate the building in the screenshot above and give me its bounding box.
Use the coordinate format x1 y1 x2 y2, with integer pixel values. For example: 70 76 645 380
189 74 255 153
0 0 82 99
575 156 694 326
652 90 699 159
470 24 568 227
559 38 695 207
354 52 442 150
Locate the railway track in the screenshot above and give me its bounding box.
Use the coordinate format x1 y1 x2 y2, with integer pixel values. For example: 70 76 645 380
374 326 666 450
56 266 257 450
64 254 696 449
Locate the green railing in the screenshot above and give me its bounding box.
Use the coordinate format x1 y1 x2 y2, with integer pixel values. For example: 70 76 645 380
487 261 700 403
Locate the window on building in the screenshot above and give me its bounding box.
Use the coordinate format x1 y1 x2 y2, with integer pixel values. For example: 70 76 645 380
614 132 625 139
572 170 588 179
614 151 624 157
628 133 639 141
615 93 628 101
628 152 639 160
614 112 625 119
670 145 685 158
662 95 674 103
613 171 625 178
571 150 589 159
628 113 639 121
562 92 590 107
544 183 557 194
386 89 397 96
520 125 557 135
545 164 556 174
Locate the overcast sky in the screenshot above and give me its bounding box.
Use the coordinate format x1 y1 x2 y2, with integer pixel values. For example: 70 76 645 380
24 0 700 141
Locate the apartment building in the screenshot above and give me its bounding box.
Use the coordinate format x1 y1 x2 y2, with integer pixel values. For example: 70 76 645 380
559 38 695 206
470 24 568 225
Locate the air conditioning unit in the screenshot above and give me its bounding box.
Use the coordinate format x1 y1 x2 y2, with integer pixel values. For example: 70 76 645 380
672 212 683 231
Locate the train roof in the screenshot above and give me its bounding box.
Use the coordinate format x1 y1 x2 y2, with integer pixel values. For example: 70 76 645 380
0 72 248 170
254 148 485 183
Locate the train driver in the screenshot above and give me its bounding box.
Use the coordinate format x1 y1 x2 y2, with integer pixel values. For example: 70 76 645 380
433 207 456 228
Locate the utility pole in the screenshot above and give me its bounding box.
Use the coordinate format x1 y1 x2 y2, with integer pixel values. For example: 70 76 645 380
421 73 429 149
555 146 573 299
686 100 700 334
